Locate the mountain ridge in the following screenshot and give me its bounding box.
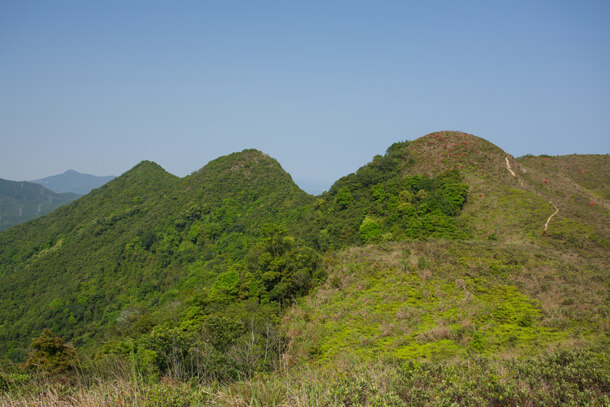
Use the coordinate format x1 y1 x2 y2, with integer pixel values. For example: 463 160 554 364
0 132 607 401
0 148 316 360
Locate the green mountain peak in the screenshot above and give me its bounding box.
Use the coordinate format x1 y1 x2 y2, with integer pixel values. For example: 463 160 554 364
120 160 173 178
187 148 308 200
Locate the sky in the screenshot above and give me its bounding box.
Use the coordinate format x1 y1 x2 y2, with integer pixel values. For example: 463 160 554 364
1 1 609 194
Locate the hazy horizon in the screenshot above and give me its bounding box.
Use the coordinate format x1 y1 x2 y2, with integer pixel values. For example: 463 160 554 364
2 1 609 192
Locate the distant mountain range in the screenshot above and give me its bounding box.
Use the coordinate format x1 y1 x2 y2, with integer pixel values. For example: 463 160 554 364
0 179 79 231
0 170 115 230
31 169 115 195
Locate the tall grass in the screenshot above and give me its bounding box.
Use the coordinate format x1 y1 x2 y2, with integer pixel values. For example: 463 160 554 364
1 349 608 406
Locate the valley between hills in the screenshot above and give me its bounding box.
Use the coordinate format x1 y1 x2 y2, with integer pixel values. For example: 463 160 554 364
0 131 608 406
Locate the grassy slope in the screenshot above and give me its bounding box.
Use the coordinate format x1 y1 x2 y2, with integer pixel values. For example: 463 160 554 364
517 154 610 256
284 241 607 363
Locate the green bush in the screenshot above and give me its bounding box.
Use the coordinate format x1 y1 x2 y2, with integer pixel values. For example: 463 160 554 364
359 216 383 243
24 329 78 375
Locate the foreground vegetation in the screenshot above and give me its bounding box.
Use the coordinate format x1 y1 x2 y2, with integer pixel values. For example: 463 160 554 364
1 348 608 406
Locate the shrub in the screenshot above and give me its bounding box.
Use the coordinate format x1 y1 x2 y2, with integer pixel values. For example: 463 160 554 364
24 329 78 375
359 217 383 243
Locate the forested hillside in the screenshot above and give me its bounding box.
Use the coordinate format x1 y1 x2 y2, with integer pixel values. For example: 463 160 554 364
0 132 608 406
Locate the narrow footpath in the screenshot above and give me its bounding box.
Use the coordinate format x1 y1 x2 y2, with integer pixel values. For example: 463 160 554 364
544 201 559 235
505 156 558 234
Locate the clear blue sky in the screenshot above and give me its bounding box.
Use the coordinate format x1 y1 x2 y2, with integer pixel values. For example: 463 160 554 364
1 1 609 193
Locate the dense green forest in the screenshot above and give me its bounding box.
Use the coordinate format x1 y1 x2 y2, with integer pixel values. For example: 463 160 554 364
0 132 608 405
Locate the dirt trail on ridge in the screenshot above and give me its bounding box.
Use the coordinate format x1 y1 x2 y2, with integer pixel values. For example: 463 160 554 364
505 156 524 186
505 156 558 234
505 157 516 177
544 201 559 234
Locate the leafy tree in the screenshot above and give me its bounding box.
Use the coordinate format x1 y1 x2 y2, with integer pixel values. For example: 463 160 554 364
335 186 353 209
208 269 240 303
359 216 383 243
